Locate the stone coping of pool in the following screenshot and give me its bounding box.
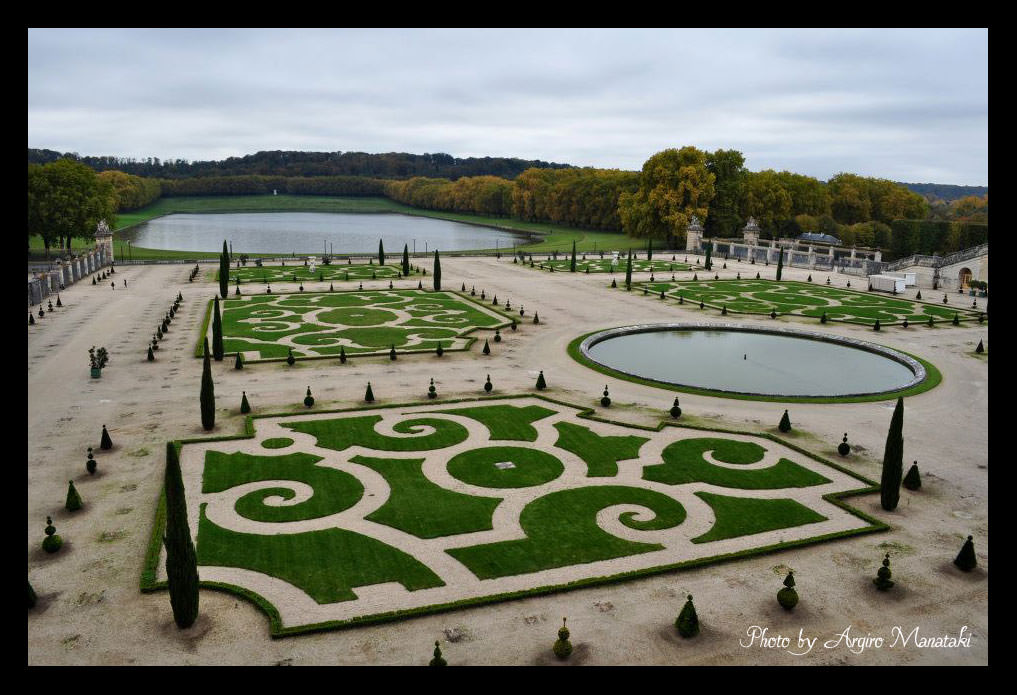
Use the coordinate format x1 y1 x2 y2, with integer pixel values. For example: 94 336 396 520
577 322 927 399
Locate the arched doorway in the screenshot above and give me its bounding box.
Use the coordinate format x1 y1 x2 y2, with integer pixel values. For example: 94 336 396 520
958 267 972 289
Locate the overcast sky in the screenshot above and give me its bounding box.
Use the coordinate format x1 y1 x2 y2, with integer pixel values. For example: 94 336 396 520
28 28 988 185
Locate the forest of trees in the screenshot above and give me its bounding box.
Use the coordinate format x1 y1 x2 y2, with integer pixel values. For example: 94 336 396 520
28 159 117 255
28 146 988 258
27 148 572 181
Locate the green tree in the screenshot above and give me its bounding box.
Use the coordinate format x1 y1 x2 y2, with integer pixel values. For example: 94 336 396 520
433 250 441 291
880 398 904 511
28 159 117 257
200 338 215 430
211 296 224 361
378 239 385 266
624 249 633 290
570 240 577 271
164 442 199 628
704 149 746 238
776 247 784 281
402 243 410 276
741 170 793 232
219 240 229 300
618 147 716 246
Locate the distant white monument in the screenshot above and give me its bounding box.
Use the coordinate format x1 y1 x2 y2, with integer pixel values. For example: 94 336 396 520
94 219 113 261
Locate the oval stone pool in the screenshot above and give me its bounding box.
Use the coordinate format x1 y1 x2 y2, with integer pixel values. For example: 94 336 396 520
578 324 927 399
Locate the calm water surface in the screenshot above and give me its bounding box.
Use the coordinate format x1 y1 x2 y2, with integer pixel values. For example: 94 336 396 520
586 330 918 396
121 212 533 253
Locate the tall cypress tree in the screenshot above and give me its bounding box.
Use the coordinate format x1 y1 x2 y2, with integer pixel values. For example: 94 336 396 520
570 240 577 272
647 237 653 261
200 337 215 431
379 239 385 266
776 247 784 281
211 296 224 361
433 250 441 291
704 241 713 271
402 243 410 276
164 442 199 628
880 397 905 511
625 250 633 290
219 240 229 300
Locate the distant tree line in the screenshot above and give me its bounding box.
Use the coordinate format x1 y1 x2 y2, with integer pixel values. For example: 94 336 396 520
97 170 162 210
27 148 572 181
159 175 388 198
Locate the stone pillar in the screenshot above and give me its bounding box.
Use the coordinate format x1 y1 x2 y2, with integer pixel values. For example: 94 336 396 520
874 250 882 262
685 215 704 253
808 246 816 270
29 280 42 306
850 248 856 260
62 265 72 287
70 261 79 283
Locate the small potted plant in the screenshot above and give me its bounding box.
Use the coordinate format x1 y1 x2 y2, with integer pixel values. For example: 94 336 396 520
89 346 109 378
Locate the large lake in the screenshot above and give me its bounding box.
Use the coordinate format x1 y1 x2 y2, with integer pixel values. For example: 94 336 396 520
120 212 534 254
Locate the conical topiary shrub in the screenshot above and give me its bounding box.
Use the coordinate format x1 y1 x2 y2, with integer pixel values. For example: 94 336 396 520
200 338 216 431
29 314 35 325
100 424 113 450
339 346 347 364
915 290 923 300
148 346 155 361
675 594 700 638
902 461 921 490
536 371 547 390
428 378 437 399
65 480 83 512
902 318 909 328
975 339 984 353
389 345 397 360
482 339 491 355
553 618 573 659
838 434 850 456
286 349 295 366
873 554 895 591
777 571 798 610
778 410 791 433
365 382 375 403
820 312 828 324
952 313 960 326
43 516 63 553
484 374 493 393
880 397 904 511
303 387 314 408
874 319 881 331
770 310 777 319
670 398 681 419
429 640 447 667
240 391 251 414
86 448 96 475
601 385 611 407
234 351 244 370
436 342 444 357
533 312 540 324
927 316 934 328
953 535 977 572
164 442 199 628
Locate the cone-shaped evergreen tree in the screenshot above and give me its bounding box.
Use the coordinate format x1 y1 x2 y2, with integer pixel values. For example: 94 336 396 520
212 296 224 361
402 244 410 276
874 319 881 331
286 348 295 366
240 391 251 414
953 535 977 571
536 370 547 390
29 314 35 325
625 249 633 290
915 290 922 300
838 434 851 456
484 374 493 393
975 339 984 354
927 316 934 327
389 345 397 360
570 240 577 272
433 250 441 291
86 447 96 474
219 240 229 300
778 410 791 433
148 345 155 361
873 554 895 590
704 241 712 271
200 338 215 431
533 311 540 324
339 346 347 363
675 594 700 637
164 442 199 628
378 239 385 266
879 397 904 511
65 480 82 512
234 351 243 370
435 342 444 357
902 318 908 328
952 313 960 326
429 640 447 667
101 424 113 450
303 386 315 407
902 461 921 490
553 618 573 659
777 570 798 609
776 247 784 281
365 382 375 403
482 339 491 355
29 578 37 609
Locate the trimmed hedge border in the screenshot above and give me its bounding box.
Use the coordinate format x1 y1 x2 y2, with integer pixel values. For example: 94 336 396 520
195 288 514 362
567 330 942 404
140 393 887 638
